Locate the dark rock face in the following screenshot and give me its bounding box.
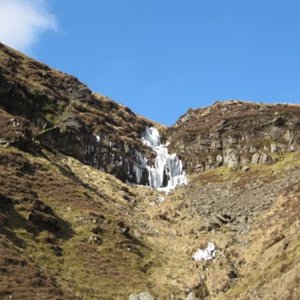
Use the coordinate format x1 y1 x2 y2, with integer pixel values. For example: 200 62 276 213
168 101 300 173
38 114 150 184
0 43 153 184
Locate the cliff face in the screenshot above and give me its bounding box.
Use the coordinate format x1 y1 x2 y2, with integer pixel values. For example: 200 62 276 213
168 100 300 173
0 43 156 185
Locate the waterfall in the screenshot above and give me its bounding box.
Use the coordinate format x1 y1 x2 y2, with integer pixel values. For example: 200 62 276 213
142 127 187 192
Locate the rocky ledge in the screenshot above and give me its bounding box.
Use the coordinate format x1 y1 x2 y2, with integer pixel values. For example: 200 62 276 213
168 100 300 173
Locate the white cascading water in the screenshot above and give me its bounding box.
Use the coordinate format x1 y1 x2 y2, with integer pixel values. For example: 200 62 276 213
141 127 187 192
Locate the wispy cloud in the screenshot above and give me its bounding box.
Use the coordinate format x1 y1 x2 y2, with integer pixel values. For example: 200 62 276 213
0 0 57 52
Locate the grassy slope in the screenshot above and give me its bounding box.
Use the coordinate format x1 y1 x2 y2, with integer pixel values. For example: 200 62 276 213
0 43 299 299
0 146 158 299
1 147 299 300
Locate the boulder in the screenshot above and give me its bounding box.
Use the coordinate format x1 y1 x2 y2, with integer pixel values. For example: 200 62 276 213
241 165 250 172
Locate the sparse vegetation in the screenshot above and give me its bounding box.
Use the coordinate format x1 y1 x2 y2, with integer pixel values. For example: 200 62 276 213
0 43 299 299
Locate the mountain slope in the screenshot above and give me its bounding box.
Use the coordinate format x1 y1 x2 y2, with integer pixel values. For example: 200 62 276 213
0 43 299 300
0 42 161 185
168 100 300 173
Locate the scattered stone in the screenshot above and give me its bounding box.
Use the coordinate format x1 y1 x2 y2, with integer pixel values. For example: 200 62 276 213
117 221 130 233
224 149 239 169
129 292 154 300
87 235 102 245
242 165 250 172
207 222 221 231
91 226 104 235
251 152 260 164
216 214 228 224
65 206 72 212
154 195 165 204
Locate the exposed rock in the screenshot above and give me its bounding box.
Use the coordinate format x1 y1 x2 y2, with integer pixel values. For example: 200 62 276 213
224 149 239 169
215 214 231 224
0 110 33 149
0 43 156 185
168 101 300 173
117 221 130 234
87 235 102 245
207 222 221 231
91 226 104 235
186 292 199 300
241 165 250 172
129 292 154 300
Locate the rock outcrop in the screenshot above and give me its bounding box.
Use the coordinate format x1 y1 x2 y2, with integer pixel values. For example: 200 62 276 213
0 43 160 185
168 100 300 173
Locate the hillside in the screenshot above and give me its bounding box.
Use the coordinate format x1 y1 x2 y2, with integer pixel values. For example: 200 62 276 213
0 43 299 300
168 100 300 173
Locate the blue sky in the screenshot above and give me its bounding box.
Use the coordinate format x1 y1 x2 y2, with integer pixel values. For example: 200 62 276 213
1 0 300 125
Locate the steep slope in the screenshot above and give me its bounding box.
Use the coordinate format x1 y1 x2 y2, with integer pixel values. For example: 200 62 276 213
129 151 300 299
0 146 157 299
0 42 163 185
1 43 300 300
168 100 300 173
1 137 299 299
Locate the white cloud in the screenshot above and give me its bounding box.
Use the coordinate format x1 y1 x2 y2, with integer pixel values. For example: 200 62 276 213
0 0 57 52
